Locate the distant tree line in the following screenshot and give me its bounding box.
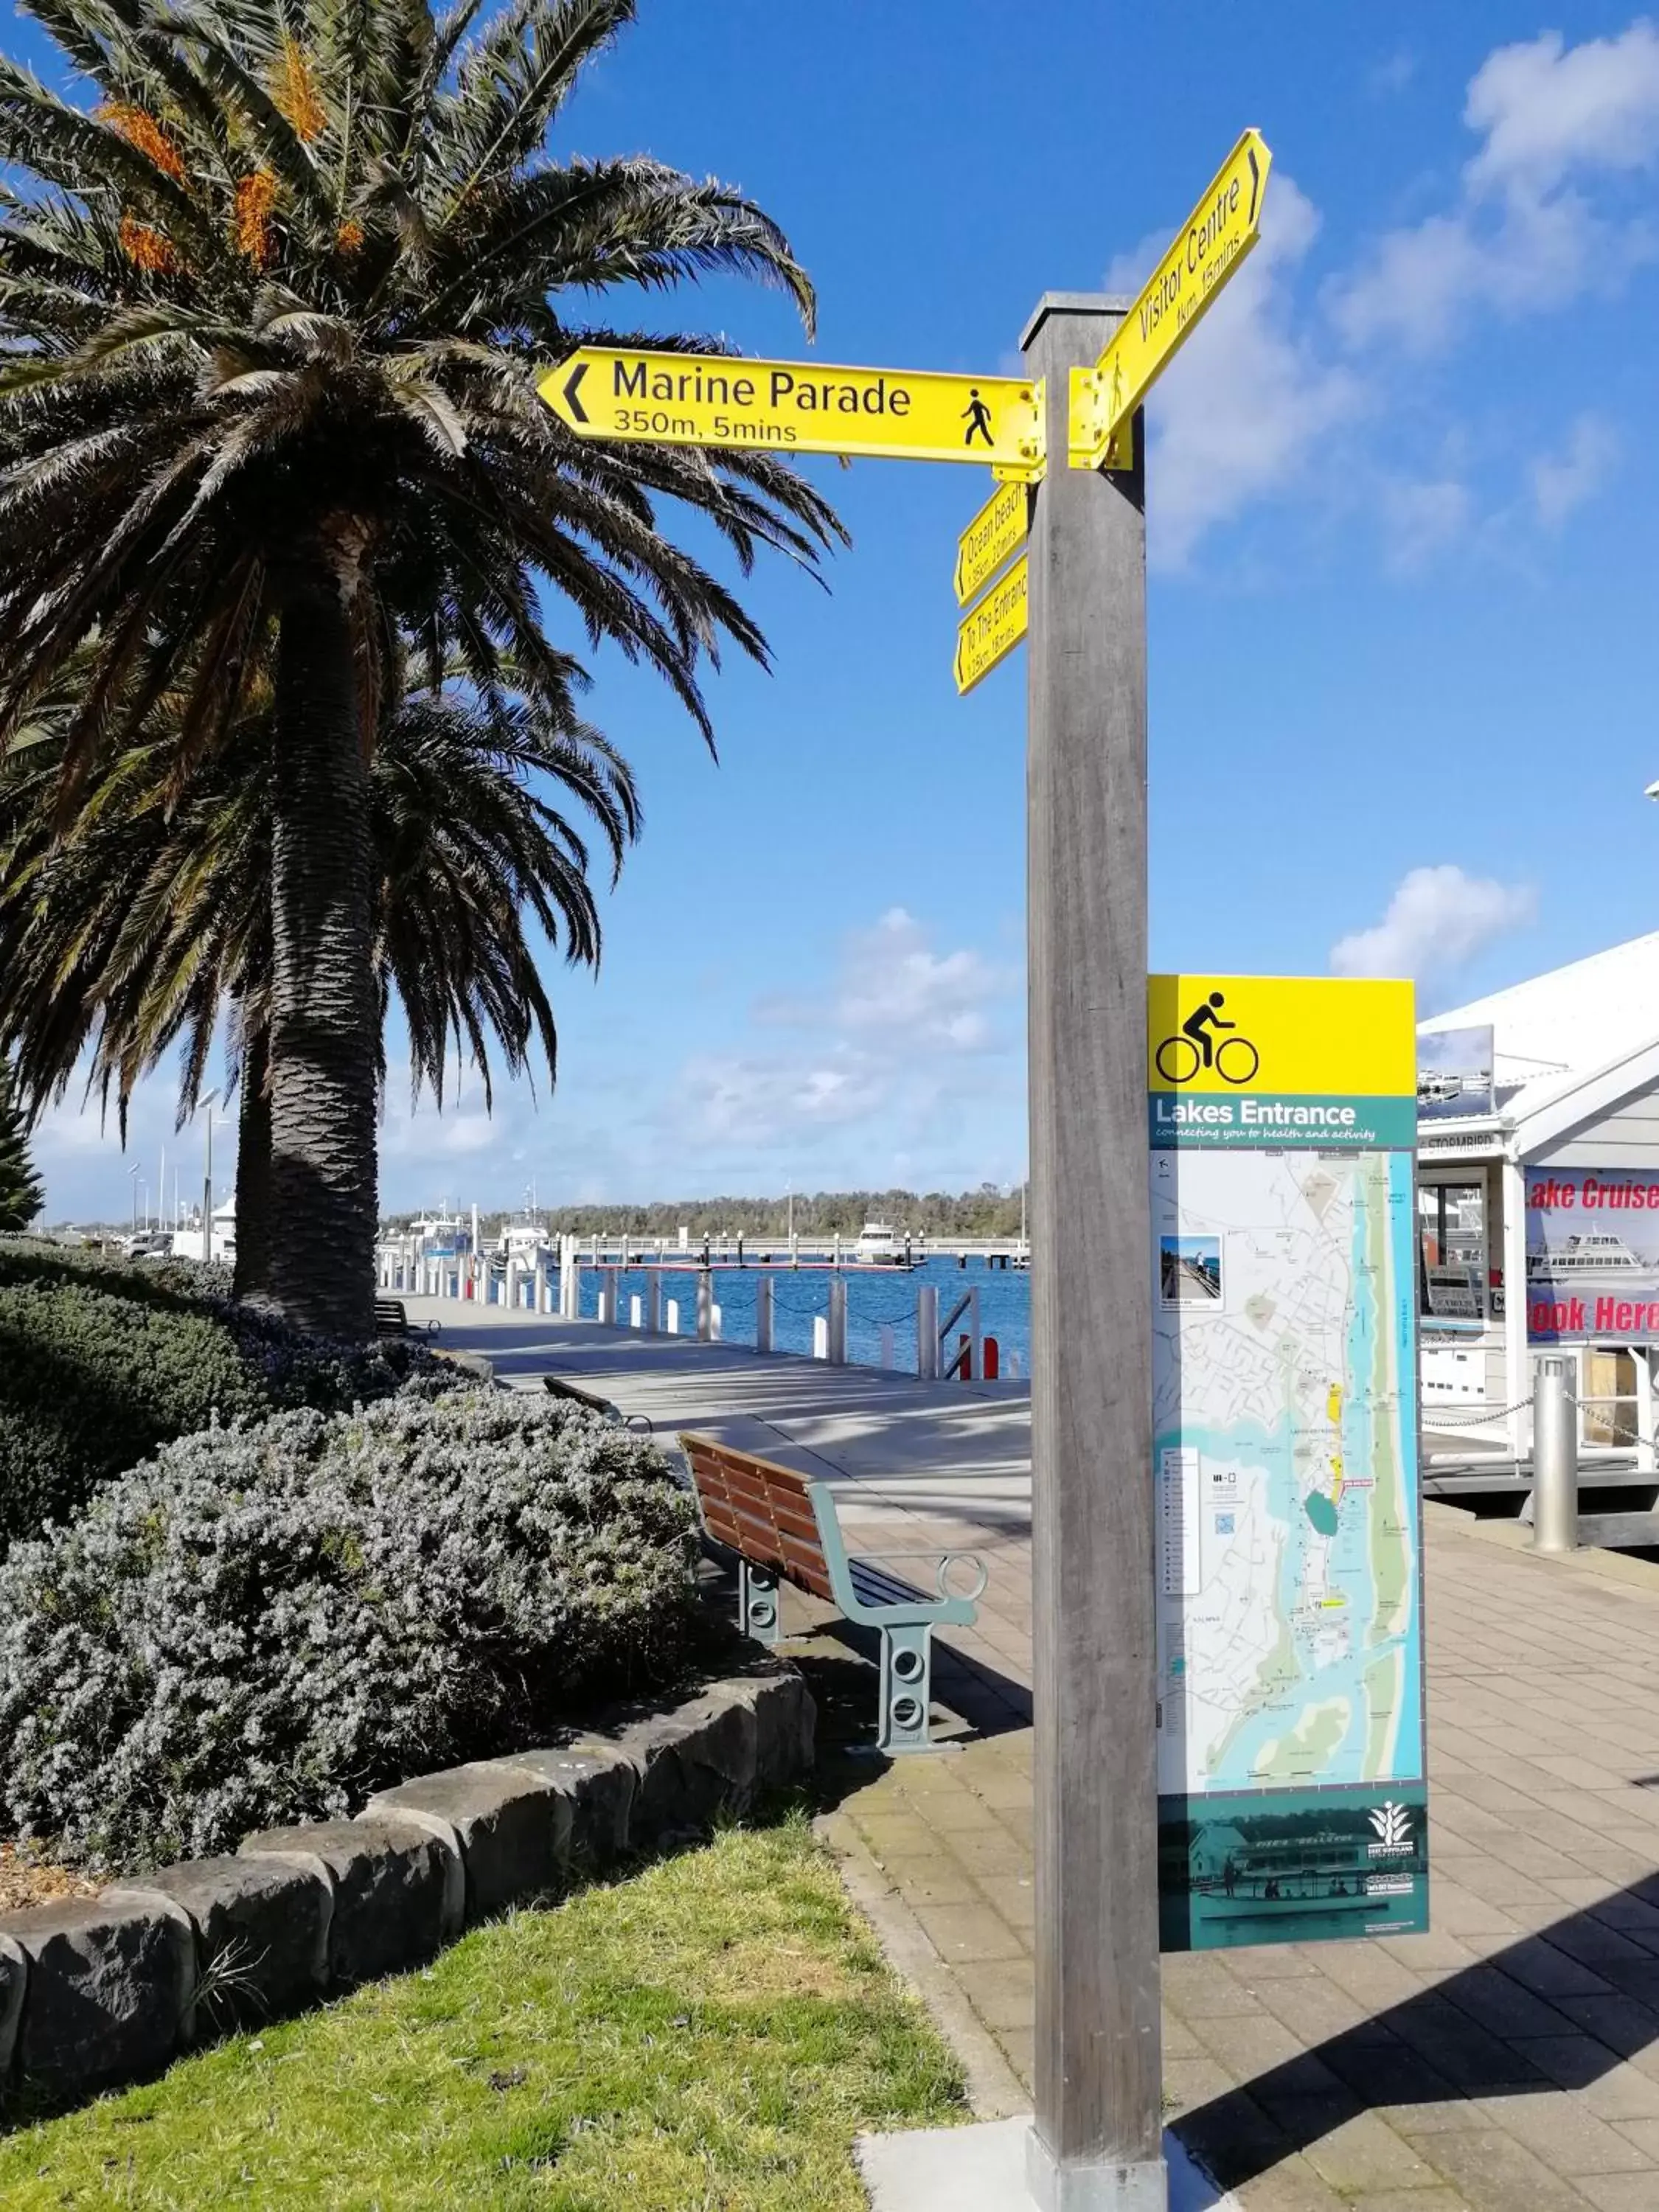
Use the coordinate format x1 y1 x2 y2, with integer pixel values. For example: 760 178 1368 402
384 1184 1028 1241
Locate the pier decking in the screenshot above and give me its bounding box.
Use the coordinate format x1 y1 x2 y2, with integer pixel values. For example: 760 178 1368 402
411 1294 1659 2211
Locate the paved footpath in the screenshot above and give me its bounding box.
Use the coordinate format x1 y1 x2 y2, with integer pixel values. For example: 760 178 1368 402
414 1298 1659 2211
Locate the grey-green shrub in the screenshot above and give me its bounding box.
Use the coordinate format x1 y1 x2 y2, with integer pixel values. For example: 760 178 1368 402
0 1388 700 1870
0 1278 268 1546
0 1237 459 1547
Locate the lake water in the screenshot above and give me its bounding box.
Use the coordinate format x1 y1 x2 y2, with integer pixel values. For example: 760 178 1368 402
577 1256 1032 1374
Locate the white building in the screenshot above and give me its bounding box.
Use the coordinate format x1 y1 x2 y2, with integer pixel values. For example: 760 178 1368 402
170 1197 237 1266
1418 931 1659 1464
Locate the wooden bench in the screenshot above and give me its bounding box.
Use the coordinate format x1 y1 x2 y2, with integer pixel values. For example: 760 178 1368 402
679 1431 986 1756
543 1374 653 1434
374 1298 439 1338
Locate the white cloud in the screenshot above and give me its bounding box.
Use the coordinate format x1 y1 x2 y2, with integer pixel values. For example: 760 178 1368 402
1368 49 1417 98
1380 476 1473 574
1532 411 1620 526
1332 21 1659 355
678 908 1020 1169
1115 175 1365 570
1330 865 1536 987
677 1052 887 1149
1465 24 1659 192
757 905 1012 1054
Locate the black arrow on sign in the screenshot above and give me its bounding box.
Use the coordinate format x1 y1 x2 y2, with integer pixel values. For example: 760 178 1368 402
1246 145 1262 227
563 361 589 425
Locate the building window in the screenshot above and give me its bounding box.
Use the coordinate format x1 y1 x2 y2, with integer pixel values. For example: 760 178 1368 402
1419 1182 1486 1322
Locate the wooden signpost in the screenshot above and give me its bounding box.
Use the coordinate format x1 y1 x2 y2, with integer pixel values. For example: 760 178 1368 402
539 131 1284 2212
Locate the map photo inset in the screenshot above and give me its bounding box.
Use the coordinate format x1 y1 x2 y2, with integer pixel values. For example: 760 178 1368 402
1161 1234 1222 1305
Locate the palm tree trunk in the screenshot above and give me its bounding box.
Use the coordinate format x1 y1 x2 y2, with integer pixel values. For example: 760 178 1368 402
265 571 378 1339
232 1018 273 1301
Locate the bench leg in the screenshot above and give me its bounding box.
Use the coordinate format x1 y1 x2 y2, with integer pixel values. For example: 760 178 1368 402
877 1621 936 1754
739 1561 781 1647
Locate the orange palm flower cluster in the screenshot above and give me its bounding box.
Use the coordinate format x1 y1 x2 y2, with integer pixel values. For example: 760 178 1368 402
99 104 187 185
335 218 366 254
116 215 179 274
232 170 279 265
270 38 327 142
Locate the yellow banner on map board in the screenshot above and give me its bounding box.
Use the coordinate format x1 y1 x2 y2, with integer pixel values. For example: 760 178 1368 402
1148 975 1416 1099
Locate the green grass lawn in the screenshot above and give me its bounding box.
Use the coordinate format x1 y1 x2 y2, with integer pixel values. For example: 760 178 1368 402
0 1814 967 2210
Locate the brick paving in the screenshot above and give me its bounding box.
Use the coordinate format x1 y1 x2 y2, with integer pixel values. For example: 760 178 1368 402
825 1514 1659 2211
406 1301 1659 2209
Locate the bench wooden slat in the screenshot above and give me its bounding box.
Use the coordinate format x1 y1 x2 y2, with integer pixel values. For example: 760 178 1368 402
682 1436 837 1601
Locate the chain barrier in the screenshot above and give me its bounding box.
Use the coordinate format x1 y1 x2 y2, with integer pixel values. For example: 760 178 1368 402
1425 1397 1534 1427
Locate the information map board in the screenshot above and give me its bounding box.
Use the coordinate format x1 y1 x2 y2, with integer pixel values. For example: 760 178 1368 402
1148 975 1429 1952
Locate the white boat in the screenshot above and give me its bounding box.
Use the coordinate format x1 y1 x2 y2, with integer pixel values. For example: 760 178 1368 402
496 1218 547 1263
1528 1232 1659 1281
854 1220 908 1265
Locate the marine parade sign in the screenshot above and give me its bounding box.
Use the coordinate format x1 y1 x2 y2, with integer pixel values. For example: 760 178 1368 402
1149 974 1429 1951
540 349 1046 475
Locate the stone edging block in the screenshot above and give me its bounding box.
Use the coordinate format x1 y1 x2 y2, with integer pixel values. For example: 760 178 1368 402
237 1818 462 1987
1 1892 195 2096
0 1660 813 2110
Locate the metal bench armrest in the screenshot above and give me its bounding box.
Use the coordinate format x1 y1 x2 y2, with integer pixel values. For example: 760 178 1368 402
807 1484 981 1627
848 1547 990 1605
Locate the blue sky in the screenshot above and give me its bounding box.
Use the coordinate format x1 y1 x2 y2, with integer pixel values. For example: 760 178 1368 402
24 1 1659 1220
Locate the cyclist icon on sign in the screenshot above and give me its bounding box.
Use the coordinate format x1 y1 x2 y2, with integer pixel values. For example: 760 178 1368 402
1183 991 1234 1068
961 388 994 447
1155 992 1260 1085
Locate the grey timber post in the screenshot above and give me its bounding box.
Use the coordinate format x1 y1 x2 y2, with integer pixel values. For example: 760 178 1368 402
1022 293 1164 2212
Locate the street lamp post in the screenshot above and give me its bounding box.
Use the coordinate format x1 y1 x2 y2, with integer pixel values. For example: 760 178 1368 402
199 1089 222 1262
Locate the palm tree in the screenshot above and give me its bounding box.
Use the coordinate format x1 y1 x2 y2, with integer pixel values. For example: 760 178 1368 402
0 1055 44 1231
0 0 842 1336
0 653 638 1297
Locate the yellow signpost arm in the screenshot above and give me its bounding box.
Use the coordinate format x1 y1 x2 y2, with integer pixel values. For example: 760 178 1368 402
1070 127 1273 470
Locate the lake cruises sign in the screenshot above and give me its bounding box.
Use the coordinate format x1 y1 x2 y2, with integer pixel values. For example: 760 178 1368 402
1527 1171 1659 1340
1149 975 1430 1952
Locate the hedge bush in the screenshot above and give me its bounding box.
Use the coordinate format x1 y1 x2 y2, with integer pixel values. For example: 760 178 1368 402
0 1278 267 1548
0 1237 458 1548
0 1389 701 1871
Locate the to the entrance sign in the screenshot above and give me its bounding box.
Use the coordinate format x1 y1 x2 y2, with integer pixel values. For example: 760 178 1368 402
1071 128 1273 471
1149 974 1428 1953
953 556 1027 693
954 479 1029 605
541 349 1046 475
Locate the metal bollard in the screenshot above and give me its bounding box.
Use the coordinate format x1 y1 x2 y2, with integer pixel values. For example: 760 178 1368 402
827 1275 847 1364
755 1274 773 1354
917 1284 939 1379
696 1267 714 1343
1532 1352 1579 1554
647 1272 662 1334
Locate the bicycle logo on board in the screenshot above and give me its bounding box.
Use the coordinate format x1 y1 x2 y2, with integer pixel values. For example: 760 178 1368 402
1155 990 1260 1086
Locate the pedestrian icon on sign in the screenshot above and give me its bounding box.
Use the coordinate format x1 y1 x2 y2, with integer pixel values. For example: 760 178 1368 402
961 388 994 447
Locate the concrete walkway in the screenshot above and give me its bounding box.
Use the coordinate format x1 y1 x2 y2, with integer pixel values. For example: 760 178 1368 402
415 1299 1659 2211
